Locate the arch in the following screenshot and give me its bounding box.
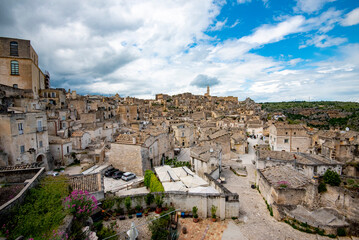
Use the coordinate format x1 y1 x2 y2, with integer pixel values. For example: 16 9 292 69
36 154 45 163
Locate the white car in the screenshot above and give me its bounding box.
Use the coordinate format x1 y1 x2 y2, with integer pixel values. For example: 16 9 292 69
121 172 136 181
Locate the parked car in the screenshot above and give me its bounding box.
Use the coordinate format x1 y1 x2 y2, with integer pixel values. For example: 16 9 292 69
121 172 136 181
104 168 118 177
112 170 124 179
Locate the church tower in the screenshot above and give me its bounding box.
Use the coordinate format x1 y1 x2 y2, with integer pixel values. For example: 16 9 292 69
205 85 210 97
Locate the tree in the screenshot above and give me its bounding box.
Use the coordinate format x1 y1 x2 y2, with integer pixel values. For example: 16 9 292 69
323 169 341 186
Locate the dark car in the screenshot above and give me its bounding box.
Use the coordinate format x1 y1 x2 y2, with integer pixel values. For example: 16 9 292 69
112 170 124 179
104 168 118 177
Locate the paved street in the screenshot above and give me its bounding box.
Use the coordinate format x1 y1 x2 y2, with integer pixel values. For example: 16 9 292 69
221 137 335 240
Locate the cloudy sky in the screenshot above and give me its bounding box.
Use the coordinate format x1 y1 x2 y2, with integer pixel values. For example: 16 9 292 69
1 0 358 102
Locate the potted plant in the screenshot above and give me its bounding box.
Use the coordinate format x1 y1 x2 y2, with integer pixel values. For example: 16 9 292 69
211 205 217 222
145 193 154 207
155 195 164 214
192 206 199 223
125 196 132 215
144 208 149 216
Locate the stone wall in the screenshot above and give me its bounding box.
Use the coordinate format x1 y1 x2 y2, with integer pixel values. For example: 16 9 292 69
109 143 144 176
318 185 359 223
111 191 239 219
0 167 44 219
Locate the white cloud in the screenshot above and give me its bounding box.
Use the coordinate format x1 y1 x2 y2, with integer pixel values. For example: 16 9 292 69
208 18 228 31
239 16 305 45
341 7 359 26
294 0 335 13
300 34 347 48
237 0 252 4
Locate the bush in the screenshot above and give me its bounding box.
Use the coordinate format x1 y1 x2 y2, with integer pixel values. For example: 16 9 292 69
149 210 171 240
150 174 164 192
318 182 327 193
145 193 154 206
155 194 164 208
211 205 217 219
144 170 153 188
96 225 117 239
192 206 198 218
337 228 346 236
1 176 69 239
64 190 98 219
125 197 132 212
323 169 341 186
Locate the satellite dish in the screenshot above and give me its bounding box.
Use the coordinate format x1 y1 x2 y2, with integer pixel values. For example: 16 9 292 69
345 127 349 131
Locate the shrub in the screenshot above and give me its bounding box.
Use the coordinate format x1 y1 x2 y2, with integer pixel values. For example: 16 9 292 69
96 225 117 239
192 206 198 219
211 205 217 219
102 197 115 210
337 228 346 236
1 176 69 239
64 190 98 219
323 169 341 186
318 182 327 193
145 193 154 206
125 197 132 212
144 170 153 188
155 194 164 208
150 174 164 192
148 212 170 240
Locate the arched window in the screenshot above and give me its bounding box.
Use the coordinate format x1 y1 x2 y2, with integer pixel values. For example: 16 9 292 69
11 60 19 75
10 41 18 56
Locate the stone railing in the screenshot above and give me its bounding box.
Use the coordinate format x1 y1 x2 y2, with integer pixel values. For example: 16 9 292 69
0 167 45 218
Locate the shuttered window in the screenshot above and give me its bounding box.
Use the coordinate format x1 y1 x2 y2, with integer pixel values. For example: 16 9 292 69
11 60 19 75
10 41 18 56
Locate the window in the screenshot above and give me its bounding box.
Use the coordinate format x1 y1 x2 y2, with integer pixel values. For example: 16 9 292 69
10 41 18 56
294 132 296 135
37 120 42 132
285 132 288 135
67 146 70 153
284 139 289 143
39 141 43 147
18 123 24 135
182 131 185 137
11 60 19 75
13 84 18 88
51 92 56 98
20 145 25 153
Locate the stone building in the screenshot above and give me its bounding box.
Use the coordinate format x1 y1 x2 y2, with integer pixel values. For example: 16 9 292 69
171 122 195 147
49 136 73 166
256 165 316 208
40 88 67 109
0 109 50 169
230 132 248 154
71 131 91 150
256 150 343 178
190 144 222 178
108 131 174 176
0 37 49 99
269 123 311 152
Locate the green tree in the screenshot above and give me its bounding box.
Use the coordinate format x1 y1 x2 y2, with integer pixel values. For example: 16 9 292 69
323 169 341 186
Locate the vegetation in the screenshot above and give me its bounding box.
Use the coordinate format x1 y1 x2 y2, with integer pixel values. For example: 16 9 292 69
155 194 164 208
144 170 153 188
149 172 165 192
323 169 341 186
145 193 154 206
263 198 273 216
318 182 327 193
211 205 217 219
192 206 198 219
164 157 191 168
125 196 132 213
148 209 171 240
0 176 69 239
261 101 359 131
94 221 117 239
284 218 340 238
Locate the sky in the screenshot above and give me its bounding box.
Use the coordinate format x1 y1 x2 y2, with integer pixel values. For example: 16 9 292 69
0 0 358 102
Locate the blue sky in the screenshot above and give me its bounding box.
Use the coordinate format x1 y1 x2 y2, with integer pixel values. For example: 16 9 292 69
0 0 358 102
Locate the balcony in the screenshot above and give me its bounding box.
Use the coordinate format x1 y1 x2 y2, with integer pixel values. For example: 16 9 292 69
36 126 47 132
